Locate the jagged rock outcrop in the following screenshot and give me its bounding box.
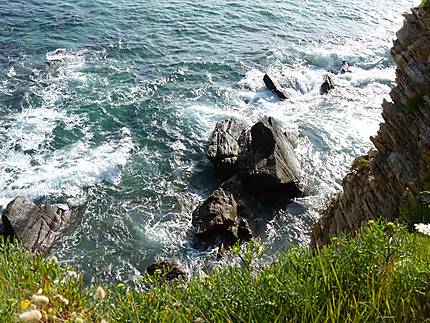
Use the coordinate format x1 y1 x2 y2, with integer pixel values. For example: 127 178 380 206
2 197 72 253
207 119 247 178
263 74 287 100
196 116 304 250
192 176 253 248
239 116 303 197
312 7 430 248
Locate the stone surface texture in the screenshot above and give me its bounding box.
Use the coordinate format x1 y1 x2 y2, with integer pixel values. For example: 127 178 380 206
2 197 72 253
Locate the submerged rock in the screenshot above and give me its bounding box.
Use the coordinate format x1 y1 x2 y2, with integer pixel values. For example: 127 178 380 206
328 60 352 75
207 119 247 178
2 197 72 253
239 117 304 198
192 176 254 249
263 74 287 100
147 260 188 281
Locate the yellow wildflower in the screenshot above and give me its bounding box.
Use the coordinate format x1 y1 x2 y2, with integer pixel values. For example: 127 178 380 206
20 299 31 311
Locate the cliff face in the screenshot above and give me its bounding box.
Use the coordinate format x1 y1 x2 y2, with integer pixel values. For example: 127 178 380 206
312 7 430 247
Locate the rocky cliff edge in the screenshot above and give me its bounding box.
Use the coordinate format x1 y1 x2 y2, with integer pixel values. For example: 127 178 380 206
312 6 430 247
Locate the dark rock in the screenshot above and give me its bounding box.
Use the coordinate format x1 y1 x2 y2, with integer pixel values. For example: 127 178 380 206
207 119 247 178
237 217 254 241
147 260 188 281
2 197 72 253
320 75 335 95
239 117 303 198
192 176 254 248
196 116 304 250
0 222 12 236
263 74 287 100
0 222 13 243
328 61 352 75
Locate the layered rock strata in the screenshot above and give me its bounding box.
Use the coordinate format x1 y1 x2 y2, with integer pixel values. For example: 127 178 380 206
312 7 430 247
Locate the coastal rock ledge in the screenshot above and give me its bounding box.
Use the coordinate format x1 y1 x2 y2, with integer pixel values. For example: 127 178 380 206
312 7 430 247
2 197 72 253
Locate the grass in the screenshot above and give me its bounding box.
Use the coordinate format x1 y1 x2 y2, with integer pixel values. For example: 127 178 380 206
0 241 96 322
400 189 430 229
2 222 430 322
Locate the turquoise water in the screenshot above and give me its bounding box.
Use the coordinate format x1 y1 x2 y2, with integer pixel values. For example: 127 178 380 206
0 0 417 284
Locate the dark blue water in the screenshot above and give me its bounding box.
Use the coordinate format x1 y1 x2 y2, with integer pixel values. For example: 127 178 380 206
0 0 417 284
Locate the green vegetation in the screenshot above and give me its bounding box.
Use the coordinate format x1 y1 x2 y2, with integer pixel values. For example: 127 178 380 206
2 222 430 322
422 0 430 12
400 188 430 229
350 155 370 171
0 242 95 322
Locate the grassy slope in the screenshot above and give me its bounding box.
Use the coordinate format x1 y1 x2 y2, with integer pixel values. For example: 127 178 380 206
1 222 430 322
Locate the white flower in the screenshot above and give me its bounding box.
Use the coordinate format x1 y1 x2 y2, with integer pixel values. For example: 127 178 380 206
67 270 80 279
96 286 106 300
47 255 58 264
30 295 49 306
18 309 42 322
414 223 430 236
55 294 69 305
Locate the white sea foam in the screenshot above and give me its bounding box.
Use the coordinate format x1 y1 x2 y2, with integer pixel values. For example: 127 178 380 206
1 107 77 151
0 131 134 207
7 67 16 77
337 66 395 87
0 47 133 208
